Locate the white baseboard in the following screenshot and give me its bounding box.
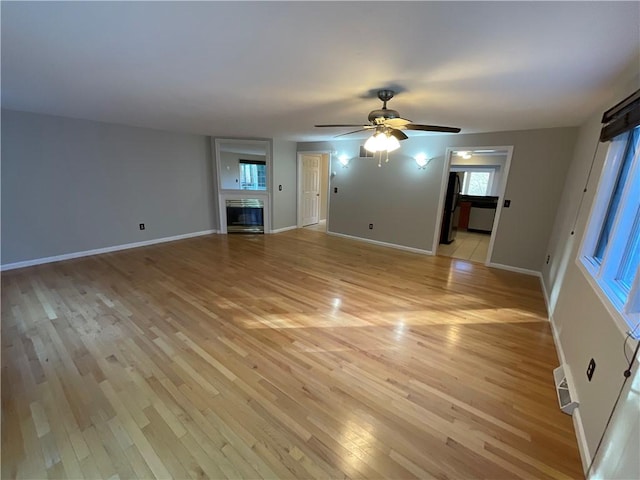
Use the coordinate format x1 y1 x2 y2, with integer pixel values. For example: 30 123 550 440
326 231 432 256
548 313 567 366
1 229 218 271
548 301 591 475
486 261 541 277
270 225 297 234
572 408 592 473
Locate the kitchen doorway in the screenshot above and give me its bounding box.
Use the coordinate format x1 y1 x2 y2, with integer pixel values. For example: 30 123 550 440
433 146 513 264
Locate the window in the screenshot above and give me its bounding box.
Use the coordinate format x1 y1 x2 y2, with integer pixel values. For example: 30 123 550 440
581 126 640 331
454 167 498 196
239 160 266 190
462 171 493 195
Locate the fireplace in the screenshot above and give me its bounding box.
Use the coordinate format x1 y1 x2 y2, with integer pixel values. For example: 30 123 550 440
225 199 264 233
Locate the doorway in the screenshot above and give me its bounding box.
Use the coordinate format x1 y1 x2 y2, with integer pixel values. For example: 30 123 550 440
433 146 513 264
297 151 330 230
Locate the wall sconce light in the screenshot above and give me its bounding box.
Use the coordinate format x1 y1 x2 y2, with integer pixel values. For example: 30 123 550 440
338 154 350 168
415 153 430 169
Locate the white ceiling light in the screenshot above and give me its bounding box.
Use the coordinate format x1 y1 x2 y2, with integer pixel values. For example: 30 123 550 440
455 151 473 159
364 131 401 167
364 132 400 153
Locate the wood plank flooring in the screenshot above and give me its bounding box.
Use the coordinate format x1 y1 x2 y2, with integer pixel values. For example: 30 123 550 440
1 229 583 479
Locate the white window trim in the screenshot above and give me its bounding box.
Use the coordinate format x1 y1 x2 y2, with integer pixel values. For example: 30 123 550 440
580 134 630 270
578 130 640 335
239 162 267 190
577 261 640 337
458 169 496 196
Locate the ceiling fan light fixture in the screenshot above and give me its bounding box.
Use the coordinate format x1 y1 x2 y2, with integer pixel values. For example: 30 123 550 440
364 132 400 153
315 89 461 144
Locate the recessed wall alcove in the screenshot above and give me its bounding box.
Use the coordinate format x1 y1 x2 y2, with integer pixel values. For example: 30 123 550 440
213 138 272 234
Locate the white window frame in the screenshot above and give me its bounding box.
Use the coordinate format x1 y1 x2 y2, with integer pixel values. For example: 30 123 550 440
579 128 640 335
239 161 267 190
462 170 494 196
451 166 498 196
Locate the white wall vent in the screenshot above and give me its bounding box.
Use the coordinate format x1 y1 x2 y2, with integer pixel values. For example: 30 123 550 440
553 364 579 415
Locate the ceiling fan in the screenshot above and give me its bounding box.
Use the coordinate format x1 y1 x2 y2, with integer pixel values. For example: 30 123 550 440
315 89 461 144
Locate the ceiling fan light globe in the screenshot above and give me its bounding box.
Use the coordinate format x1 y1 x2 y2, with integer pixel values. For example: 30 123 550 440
364 132 400 153
386 135 400 152
364 134 381 152
364 132 385 152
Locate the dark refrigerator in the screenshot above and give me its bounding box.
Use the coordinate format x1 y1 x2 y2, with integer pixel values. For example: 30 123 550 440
440 172 461 244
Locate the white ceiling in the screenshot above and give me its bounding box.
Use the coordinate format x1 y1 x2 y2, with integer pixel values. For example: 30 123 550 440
2 2 639 142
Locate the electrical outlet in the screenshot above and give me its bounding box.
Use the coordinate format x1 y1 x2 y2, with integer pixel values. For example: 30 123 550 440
278 185 283 191
369 223 373 229
139 223 145 230
504 199 511 208
587 358 596 381
546 255 551 264
334 187 338 193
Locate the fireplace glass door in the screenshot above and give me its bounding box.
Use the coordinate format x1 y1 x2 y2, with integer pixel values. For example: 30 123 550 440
225 199 264 233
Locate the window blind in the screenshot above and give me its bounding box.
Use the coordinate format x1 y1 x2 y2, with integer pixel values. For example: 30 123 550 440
600 89 640 142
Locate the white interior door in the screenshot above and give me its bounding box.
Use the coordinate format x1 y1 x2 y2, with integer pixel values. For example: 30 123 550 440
302 154 321 226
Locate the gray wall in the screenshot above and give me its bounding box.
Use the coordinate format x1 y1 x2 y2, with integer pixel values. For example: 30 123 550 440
542 72 640 471
272 139 297 230
299 126 577 270
1 109 216 265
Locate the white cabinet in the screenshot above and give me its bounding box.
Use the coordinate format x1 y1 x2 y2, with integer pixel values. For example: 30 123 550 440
468 207 496 232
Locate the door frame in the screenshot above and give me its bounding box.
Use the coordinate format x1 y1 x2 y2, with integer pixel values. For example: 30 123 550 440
432 145 514 264
297 150 332 229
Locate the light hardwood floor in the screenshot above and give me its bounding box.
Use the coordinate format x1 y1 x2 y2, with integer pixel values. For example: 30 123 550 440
1 229 583 479
303 219 327 232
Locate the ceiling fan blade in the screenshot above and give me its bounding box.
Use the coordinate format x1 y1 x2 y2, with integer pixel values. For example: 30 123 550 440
334 128 373 138
388 129 408 141
315 124 368 128
385 118 412 128
404 124 461 133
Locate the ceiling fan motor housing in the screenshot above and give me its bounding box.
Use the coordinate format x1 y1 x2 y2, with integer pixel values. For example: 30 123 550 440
369 89 399 123
368 108 400 123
